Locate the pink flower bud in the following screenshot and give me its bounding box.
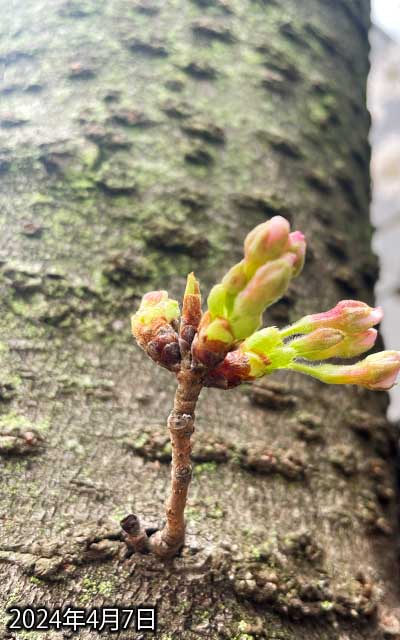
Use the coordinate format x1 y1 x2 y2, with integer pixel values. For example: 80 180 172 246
232 256 293 319
316 328 378 360
290 328 345 358
284 300 383 336
287 230 306 278
290 350 400 390
205 218 306 339
290 328 378 360
244 216 290 271
141 290 168 306
361 351 400 390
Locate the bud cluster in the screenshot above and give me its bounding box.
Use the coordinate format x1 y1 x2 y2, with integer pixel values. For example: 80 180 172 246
192 216 306 367
131 217 400 394
204 327 292 388
281 300 383 337
277 300 400 390
129 215 400 563
202 298 398 391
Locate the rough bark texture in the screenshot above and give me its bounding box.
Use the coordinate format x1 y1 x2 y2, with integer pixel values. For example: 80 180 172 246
0 0 398 638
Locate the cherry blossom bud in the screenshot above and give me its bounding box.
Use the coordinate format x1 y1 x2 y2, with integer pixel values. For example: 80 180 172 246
180 273 202 351
131 290 181 370
182 273 201 325
290 328 345 359
227 313 261 344
287 231 306 278
312 328 378 360
207 284 227 318
200 217 306 351
282 300 383 337
362 351 400 389
132 291 179 344
244 216 290 274
290 350 400 390
231 255 293 329
221 260 248 295
191 312 235 367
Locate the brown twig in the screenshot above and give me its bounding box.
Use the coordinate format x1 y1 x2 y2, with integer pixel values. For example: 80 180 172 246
147 365 203 557
122 366 203 558
120 514 149 553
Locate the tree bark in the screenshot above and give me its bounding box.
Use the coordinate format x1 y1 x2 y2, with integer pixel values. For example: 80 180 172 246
0 0 398 638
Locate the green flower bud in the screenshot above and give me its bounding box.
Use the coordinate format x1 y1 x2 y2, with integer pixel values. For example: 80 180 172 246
221 260 247 295
242 327 283 354
229 313 261 341
207 283 227 318
191 312 235 367
289 328 345 359
180 272 202 351
204 318 235 344
203 217 305 347
232 256 293 319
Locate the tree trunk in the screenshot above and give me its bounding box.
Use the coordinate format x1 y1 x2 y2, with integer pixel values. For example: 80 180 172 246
0 0 398 638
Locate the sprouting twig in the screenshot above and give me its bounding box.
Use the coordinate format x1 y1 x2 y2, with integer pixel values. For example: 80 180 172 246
124 216 400 558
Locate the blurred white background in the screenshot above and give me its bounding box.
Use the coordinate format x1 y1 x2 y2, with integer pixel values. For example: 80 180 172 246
369 0 400 421
372 0 400 39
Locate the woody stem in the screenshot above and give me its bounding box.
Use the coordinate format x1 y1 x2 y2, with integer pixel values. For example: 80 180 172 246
144 365 203 558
